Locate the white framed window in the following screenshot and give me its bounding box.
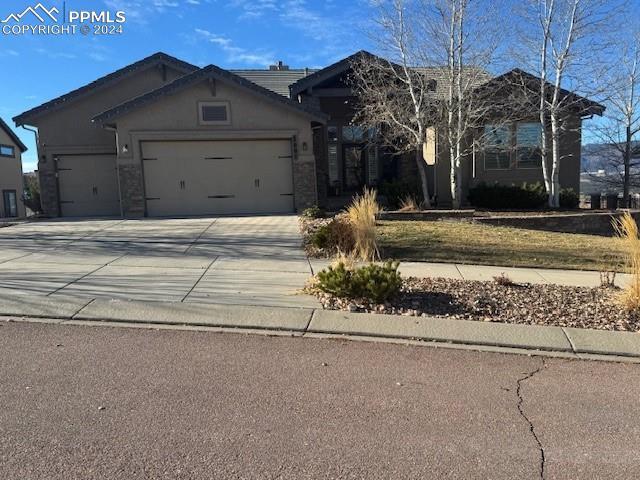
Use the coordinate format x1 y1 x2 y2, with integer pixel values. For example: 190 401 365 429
198 101 231 125
0 144 15 157
483 125 511 170
516 123 543 168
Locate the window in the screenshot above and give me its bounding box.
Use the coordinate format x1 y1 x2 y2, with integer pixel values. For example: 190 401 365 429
483 125 511 170
0 145 15 157
2 190 17 217
516 123 543 168
198 102 230 125
327 126 338 142
342 125 365 142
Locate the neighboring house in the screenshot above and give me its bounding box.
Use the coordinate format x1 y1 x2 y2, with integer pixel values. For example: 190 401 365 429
0 117 27 218
14 51 603 218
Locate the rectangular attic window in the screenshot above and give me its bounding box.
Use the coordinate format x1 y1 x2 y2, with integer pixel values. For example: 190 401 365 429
199 102 231 125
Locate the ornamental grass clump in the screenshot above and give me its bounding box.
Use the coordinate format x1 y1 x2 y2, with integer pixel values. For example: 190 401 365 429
346 188 380 262
613 212 640 312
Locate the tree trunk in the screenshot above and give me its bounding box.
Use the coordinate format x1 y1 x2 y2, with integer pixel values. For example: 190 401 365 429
416 146 431 208
624 124 632 208
550 112 561 208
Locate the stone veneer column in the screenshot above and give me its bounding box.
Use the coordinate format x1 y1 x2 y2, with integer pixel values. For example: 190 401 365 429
118 163 145 217
38 155 59 217
293 154 318 211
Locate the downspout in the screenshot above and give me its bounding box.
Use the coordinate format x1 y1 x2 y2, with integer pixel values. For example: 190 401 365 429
103 124 124 218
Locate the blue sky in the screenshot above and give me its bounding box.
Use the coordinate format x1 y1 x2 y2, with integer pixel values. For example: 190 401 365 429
1 0 374 171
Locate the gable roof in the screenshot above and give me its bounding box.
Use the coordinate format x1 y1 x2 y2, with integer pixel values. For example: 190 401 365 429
13 52 198 125
92 64 328 124
232 69 318 97
289 50 374 97
475 68 605 116
0 117 27 152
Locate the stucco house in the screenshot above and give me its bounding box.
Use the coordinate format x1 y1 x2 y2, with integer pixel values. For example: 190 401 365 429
13 51 603 217
0 117 27 218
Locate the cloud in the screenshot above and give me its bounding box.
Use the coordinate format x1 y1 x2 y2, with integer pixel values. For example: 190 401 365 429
194 28 274 66
229 0 278 19
35 48 77 59
186 0 200 4
0 49 19 57
25 95 37 100
103 0 184 23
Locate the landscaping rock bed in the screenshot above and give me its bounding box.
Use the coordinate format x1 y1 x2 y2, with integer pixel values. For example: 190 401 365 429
299 216 333 258
312 277 640 332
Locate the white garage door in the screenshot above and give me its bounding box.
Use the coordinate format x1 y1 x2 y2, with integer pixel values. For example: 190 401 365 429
57 154 120 217
141 140 294 217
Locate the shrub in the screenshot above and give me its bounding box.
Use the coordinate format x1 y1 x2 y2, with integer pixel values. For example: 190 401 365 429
316 261 402 303
301 205 326 219
347 188 380 262
308 215 354 254
310 223 332 249
468 182 547 209
22 176 41 214
493 273 515 286
380 179 423 209
559 188 579 209
613 212 640 312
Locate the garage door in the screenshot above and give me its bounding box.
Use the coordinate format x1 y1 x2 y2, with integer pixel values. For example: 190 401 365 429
141 140 294 217
57 154 120 217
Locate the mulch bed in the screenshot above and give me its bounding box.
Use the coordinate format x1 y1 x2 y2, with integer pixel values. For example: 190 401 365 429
312 277 640 332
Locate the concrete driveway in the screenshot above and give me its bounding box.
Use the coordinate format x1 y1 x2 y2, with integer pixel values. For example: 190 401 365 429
0 216 318 308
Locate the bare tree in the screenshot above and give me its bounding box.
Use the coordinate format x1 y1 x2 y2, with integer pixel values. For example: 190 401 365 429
588 33 640 207
352 0 501 208
350 1 437 207
517 0 613 207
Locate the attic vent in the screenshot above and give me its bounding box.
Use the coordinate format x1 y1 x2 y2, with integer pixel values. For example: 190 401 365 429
199 102 231 125
269 60 289 71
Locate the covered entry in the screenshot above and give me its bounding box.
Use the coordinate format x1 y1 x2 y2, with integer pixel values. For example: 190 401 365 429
141 139 294 217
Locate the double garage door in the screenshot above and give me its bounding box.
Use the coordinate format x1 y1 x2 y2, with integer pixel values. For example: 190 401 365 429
141 139 294 217
57 154 120 217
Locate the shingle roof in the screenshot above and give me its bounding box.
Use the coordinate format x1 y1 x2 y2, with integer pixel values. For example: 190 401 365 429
0 117 27 152
92 65 328 124
13 52 198 125
231 69 318 97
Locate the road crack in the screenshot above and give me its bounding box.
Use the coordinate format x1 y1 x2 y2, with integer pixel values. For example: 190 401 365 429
516 357 546 480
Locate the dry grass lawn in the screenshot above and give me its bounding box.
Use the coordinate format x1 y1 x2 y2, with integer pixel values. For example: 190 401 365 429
377 220 627 271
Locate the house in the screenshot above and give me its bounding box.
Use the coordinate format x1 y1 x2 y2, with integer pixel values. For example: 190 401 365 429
0 117 27 218
13 51 603 218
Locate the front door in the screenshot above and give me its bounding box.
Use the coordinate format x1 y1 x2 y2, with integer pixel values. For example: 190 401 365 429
343 146 366 192
2 190 17 217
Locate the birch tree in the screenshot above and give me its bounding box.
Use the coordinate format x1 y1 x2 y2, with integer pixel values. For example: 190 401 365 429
352 0 501 208
351 1 437 207
519 0 612 207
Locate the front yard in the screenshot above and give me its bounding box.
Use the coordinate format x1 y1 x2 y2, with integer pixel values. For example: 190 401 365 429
377 220 626 272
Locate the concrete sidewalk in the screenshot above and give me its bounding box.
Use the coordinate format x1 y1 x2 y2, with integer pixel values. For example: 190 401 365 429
310 259 630 288
1 294 638 362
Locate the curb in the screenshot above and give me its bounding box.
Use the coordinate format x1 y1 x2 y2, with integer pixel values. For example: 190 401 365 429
0 295 639 363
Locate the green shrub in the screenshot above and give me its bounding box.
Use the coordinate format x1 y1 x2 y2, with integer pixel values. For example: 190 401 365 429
468 182 547 209
301 205 326 218
560 188 579 209
310 223 332 249
316 261 402 303
380 180 423 209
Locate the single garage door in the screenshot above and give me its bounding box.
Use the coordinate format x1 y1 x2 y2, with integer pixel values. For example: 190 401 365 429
141 140 294 217
57 154 120 217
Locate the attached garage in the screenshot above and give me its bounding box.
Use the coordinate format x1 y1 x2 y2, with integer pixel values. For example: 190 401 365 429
141 140 294 216
57 154 120 217
88 64 325 217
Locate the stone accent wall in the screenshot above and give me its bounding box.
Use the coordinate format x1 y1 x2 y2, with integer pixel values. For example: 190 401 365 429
293 156 317 211
118 164 145 217
38 163 59 217
473 211 640 236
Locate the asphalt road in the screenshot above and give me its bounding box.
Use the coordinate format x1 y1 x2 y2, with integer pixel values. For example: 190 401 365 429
1 322 639 480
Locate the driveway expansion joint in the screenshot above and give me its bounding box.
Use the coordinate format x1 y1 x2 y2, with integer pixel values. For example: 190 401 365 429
516 357 546 480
